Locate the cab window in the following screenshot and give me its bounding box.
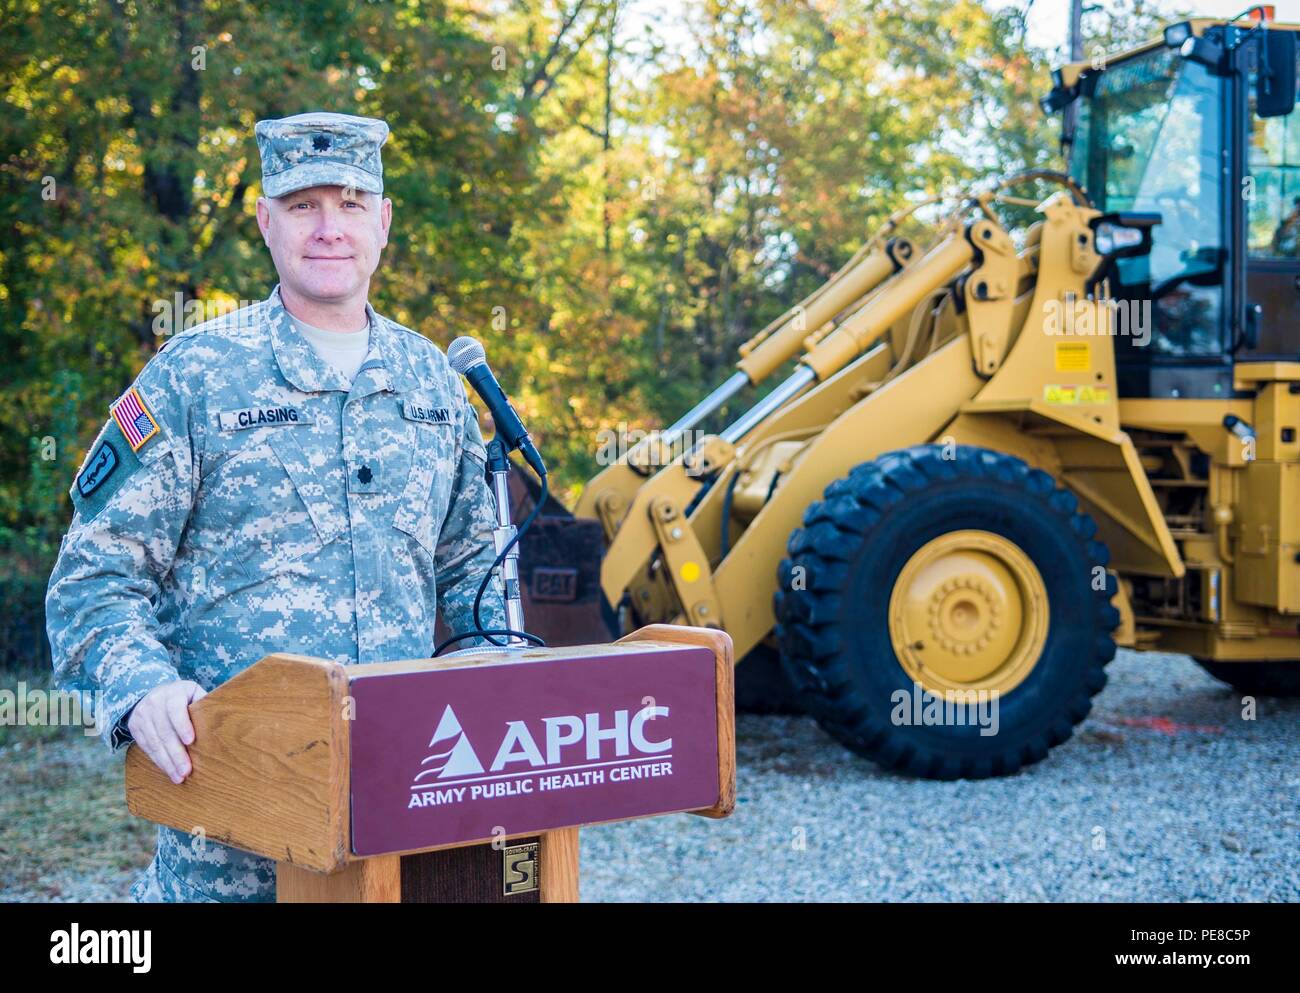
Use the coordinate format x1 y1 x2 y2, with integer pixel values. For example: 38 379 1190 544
1244 43 1300 358
1070 50 1227 359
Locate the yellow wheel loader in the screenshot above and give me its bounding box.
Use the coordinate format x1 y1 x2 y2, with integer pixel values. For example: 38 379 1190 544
564 13 1300 778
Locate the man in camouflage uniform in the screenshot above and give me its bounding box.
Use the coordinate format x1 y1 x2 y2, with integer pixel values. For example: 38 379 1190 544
45 112 507 902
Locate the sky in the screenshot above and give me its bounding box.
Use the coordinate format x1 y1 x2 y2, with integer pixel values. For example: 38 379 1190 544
621 1 1300 65
1011 0 1300 59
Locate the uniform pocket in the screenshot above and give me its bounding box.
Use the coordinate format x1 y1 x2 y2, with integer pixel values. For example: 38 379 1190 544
154 827 275 902
218 429 346 584
393 422 456 559
155 853 220 904
267 429 348 546
150 829 221 903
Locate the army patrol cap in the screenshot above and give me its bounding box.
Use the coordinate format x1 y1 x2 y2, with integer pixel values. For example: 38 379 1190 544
254 112 390 198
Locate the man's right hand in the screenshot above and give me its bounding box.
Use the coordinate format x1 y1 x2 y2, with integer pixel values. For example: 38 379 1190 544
126 680 208 784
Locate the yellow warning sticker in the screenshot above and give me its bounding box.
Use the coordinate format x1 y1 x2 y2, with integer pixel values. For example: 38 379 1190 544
1044 385 1111 405
1055 340 1091 372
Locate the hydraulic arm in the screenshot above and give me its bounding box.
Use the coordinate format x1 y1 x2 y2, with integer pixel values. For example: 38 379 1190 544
574 207 932 538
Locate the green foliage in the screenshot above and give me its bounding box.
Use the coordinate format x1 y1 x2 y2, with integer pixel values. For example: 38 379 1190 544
0 0 1076 578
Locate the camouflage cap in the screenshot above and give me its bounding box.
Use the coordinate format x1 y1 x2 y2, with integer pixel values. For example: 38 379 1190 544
254 112 390 198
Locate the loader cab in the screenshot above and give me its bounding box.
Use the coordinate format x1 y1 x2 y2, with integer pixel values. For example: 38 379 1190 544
1058 19 1300 398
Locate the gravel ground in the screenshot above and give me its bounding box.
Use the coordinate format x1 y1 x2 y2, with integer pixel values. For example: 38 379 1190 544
579 650 1300 902
4 649 1295 902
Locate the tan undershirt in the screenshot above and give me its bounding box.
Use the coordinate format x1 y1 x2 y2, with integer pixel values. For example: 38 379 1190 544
290 314 370 384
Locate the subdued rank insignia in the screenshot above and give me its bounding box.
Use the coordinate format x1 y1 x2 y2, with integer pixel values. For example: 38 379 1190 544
503 842 539 896
110 387 160 452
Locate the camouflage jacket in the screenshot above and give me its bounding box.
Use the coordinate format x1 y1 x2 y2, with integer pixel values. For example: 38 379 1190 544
45 285 506 901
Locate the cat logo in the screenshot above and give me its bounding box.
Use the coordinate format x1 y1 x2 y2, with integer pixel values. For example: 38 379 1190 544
503 842 539 896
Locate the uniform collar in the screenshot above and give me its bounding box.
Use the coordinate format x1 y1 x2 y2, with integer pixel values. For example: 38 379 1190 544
267 285 421 396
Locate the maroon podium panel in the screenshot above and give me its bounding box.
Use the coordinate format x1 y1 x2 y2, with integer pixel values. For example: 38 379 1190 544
349 645 721 855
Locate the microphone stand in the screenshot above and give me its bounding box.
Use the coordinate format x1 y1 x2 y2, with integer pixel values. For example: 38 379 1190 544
486 438 528 646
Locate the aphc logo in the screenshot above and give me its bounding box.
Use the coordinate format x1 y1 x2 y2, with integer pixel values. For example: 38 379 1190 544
407 702 674 808
415 705 486 781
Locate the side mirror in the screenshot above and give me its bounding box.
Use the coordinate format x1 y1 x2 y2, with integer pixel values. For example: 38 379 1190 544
1257 28 1296 119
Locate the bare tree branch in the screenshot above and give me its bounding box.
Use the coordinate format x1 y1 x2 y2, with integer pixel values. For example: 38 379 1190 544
519 0 589 102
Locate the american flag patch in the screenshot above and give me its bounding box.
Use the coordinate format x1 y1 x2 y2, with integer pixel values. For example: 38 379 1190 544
110 387 160 452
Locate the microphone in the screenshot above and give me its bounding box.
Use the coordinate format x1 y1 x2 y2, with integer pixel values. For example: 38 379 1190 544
447 336 547 478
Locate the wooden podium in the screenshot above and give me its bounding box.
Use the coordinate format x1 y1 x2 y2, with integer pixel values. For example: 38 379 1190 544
125 625 734 903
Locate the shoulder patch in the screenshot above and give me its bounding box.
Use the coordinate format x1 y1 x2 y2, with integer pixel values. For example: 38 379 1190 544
110 387 161 453
71 419 144 522
76 438 119 497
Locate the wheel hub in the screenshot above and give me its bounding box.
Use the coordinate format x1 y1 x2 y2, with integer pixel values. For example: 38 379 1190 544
889 530 1048 695
927 575 1002 656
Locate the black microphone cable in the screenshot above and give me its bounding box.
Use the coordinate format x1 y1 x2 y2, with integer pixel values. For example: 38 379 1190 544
435 337 552 656
432 454 550 656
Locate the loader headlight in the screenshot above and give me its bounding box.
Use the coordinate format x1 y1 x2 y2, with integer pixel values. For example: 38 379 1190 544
1163 22 1193 49
1180 34 1225 69
1040 87 1073 113
1090 212 1161 259
1039 68 1077 114
1093 224 1144 256
1224 414 1256 442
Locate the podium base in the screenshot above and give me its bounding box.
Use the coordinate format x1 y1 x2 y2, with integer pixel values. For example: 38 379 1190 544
275 828 580 903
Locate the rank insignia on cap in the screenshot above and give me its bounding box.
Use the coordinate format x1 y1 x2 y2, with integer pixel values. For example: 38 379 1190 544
110 387 160 452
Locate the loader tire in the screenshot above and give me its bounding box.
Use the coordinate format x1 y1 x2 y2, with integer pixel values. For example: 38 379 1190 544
773 444 1118 780
734 645 804 715
1194 658 1300 697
